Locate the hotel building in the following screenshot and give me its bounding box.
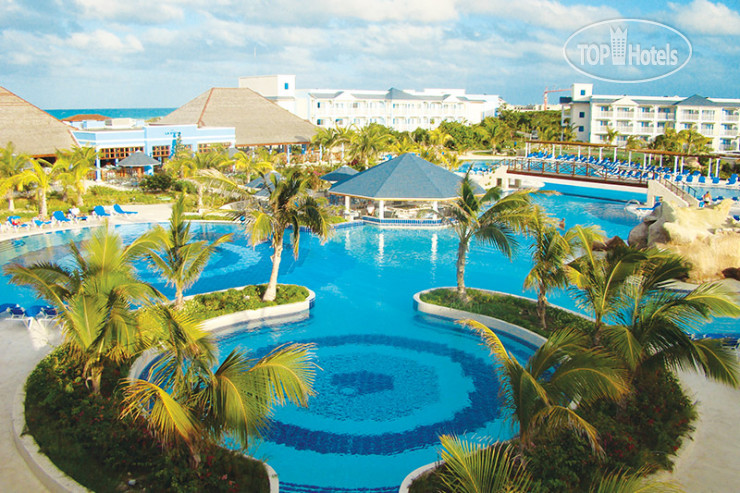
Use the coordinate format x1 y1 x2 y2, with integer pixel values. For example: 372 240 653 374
239 75 502 132
562 83 740 152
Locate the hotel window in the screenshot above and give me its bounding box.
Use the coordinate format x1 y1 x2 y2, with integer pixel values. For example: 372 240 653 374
316 119 323 125
317 102 321 108
284 83 289 90
580 89 586 95
578 126 584 132
352 103 359 109
579 112 585 118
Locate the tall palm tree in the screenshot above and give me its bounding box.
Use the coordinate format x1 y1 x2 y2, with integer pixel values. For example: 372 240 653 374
200 168 333 302
437 435 533 493
349 125 393 168
523 206 571 330
678 126 711 154
312 127 339 165
462 320 627 455
5 226 162 393
56 146 96 206
165 150 227 210
17 158 62 218
122 306 317 467
602 249 740 386
243 170 332 301
0 142 31 210
146 196 233 310
449 175 532 301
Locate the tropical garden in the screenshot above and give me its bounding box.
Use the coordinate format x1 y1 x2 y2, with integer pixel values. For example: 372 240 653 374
414 181 740 492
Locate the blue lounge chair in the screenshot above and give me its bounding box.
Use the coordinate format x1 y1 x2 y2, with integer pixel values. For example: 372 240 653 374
113 204 137 215
698 176 707 184
728 174 738 186
52 210 71 224
93 205 111 217
712 176 721 184
34 218 52 228
7 305 25 319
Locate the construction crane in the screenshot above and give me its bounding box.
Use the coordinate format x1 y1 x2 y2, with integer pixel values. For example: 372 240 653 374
543 87 569 110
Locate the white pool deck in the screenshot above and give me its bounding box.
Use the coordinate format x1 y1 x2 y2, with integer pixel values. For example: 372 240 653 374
0 202 739 492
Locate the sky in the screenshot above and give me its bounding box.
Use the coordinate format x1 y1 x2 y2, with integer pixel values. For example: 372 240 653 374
1 0 739 109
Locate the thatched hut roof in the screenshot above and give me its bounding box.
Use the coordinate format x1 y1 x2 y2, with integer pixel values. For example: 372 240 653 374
0 86 78 157
155 88 316 147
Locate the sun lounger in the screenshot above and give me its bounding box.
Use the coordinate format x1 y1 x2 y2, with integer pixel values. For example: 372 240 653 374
93 205 111 217
33 219 52 228
52 210 71 224
113 204 137 215
7 305 26 319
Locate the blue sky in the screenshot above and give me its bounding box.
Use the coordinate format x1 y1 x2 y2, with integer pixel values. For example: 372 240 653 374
1 0 738 109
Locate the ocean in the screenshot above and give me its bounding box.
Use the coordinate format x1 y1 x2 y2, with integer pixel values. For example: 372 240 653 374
44 108 176 121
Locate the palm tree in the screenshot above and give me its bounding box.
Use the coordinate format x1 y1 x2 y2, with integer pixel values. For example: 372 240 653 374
5 226 162 393
231 149 273 183
429 127 453 150
390 134 419 155
0 142 31 210
602 249 740 386
523 206 571 330
349 125 393 168
442 152 462 171
17 158 62 218
312 127 339 165
165 150 227 210
605 126 620 145
449 175 532 301
200 168 333 302
566 225 642 339
625 135 645 151
437 435 533 493
462 320 627 455
678 126 711 154
476 119 512 154
122 305 317 467
146 196 233 310
243 170 332 301
56 146 96 207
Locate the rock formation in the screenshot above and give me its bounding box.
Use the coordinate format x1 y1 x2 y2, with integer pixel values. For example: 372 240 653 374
628 200 740 282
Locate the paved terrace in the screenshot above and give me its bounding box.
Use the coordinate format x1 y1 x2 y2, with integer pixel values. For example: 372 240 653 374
0 203 738 492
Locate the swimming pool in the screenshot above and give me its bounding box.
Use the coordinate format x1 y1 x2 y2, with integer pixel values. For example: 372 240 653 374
1 189 737 491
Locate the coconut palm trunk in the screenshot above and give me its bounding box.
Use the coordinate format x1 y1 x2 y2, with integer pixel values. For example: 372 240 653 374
456 239 469 301
39 190 48 218
264 235 284 302
536 286 547 330
197 183 204 210
6 191 14 211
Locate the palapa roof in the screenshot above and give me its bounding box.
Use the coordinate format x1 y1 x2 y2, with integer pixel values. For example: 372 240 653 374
329 153 483 201
0 86 78 157
62 113 110 122
321 165 358 183
117 151 160 167
156 87 317 146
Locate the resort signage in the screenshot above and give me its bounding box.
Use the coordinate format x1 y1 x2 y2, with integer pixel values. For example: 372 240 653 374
563 19 692 83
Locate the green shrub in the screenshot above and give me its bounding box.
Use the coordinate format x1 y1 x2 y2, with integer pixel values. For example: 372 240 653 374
140 173 174 192
419 288 593 337
25 345 270 492
184 284 310 320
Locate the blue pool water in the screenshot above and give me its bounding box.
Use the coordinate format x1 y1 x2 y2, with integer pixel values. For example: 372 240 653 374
1 189 737 491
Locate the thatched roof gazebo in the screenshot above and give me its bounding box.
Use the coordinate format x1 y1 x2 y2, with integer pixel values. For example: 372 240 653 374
329 153 481 219
0 86 78 157
155 88 317 148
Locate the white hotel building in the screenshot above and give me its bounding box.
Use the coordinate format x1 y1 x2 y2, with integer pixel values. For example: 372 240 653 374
239 75 502 132
562 83 740 152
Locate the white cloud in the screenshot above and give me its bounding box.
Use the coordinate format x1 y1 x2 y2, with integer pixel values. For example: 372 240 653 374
67 30 144 54
316 0 458 22
73 0 184 24
668 0 740 35
464 0 621 31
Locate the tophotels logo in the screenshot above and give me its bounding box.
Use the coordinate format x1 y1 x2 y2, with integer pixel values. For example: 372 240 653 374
563 19 692 83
